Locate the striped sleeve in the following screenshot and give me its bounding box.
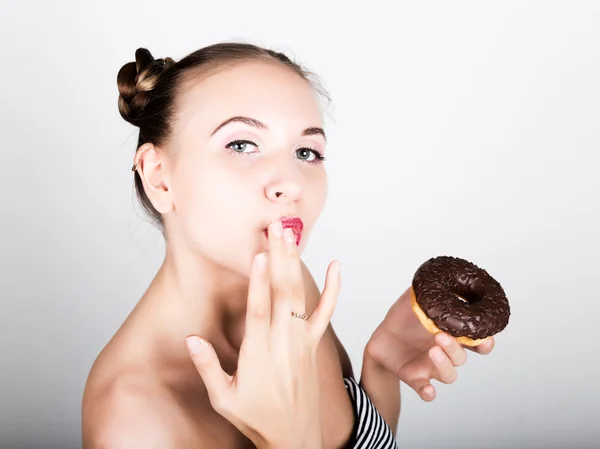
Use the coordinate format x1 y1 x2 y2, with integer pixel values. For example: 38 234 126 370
343 377 399 449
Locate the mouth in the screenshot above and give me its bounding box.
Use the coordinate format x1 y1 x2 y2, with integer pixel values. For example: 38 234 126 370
264 216 303 246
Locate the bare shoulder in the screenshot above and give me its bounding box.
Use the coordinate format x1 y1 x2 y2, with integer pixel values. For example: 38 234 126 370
82 372 189 449
82 353 242 449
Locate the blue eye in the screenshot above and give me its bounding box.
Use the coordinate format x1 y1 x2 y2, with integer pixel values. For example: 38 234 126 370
226 140 257 154
295 148 326 164
225 139 326 165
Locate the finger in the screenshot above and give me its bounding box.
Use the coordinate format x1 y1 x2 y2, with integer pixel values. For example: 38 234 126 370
308 260 340 342
429 346 458 384
267 219 294 322
435 333 467 367
466 336 495 355
282 227 305 315
185 336 232 413
245 252 270 339
403 377 436 402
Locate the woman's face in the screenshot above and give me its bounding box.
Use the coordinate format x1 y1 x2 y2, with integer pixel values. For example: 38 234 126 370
159 61 328 276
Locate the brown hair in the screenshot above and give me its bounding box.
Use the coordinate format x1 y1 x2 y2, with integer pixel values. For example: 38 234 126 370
117 42 329 231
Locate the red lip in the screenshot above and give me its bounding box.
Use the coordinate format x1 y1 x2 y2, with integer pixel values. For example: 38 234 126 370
279 216 304 232
264 216 304 246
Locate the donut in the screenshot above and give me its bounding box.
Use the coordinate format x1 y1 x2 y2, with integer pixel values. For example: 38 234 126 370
410 256 510 346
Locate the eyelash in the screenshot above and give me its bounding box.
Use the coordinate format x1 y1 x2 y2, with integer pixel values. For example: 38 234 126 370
225 139 326 165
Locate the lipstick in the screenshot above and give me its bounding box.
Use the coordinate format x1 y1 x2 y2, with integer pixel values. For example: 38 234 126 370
265 216 304 246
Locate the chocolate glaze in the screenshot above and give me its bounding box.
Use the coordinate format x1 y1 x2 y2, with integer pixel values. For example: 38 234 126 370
412 256 510 339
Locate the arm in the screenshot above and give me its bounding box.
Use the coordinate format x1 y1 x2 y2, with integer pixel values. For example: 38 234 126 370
360 340 401 434
331 325 401 435
300 260 400 434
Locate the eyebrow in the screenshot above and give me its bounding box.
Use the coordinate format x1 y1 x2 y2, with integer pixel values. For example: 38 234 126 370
210 116 327 142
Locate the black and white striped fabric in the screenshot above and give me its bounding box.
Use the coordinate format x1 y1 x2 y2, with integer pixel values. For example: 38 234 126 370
343 377 399 449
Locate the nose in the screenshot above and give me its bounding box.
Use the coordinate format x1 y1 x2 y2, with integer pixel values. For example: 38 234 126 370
264 161 303 203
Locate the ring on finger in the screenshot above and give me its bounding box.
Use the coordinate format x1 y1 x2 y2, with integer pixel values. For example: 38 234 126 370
290 311 308 320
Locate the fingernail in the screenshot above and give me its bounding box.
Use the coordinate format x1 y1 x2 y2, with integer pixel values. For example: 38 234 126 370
254 252 267 271
439 333 452 346
424 385 435 400
284 227 295 243
271 219 283 237
185 336 206 355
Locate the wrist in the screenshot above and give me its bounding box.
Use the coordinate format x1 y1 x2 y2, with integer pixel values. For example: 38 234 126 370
260 436 323 449
365 329 414 375
258 422 324 449
362 342 398 384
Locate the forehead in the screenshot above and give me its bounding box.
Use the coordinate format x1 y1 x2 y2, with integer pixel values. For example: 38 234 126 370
174 61 324 135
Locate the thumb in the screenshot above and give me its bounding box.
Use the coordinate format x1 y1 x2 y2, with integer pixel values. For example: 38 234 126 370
185 335 232 413
404 376 437 402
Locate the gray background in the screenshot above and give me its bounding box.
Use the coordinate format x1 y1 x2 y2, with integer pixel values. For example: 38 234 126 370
1 1 599 448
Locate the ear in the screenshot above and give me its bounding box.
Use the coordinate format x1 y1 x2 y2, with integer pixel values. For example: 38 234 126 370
133 143 174 214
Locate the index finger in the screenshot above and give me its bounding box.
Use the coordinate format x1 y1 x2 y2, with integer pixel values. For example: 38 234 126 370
245 252 270 340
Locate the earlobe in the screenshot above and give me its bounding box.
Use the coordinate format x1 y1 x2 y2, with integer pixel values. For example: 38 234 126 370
133 143 173 214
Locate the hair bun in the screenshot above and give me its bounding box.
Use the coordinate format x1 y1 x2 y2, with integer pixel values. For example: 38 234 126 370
117 48 174 126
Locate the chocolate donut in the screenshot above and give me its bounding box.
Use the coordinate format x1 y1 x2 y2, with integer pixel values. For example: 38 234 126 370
410 256 510 346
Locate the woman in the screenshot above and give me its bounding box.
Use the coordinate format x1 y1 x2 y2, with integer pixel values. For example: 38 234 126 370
81 42 495 449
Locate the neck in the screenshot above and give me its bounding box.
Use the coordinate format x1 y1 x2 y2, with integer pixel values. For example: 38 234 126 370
140 242 252 368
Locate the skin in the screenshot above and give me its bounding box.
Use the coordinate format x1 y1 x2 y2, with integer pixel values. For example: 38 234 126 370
360 288 495 432
81 59 496 449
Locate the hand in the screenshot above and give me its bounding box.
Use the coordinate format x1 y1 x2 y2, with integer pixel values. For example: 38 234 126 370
365 287 495 402
185 218 340 449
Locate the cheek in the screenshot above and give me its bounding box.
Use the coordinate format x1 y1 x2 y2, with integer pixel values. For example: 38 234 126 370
307 173 328 214
298 174 328 240
171 163 258 234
